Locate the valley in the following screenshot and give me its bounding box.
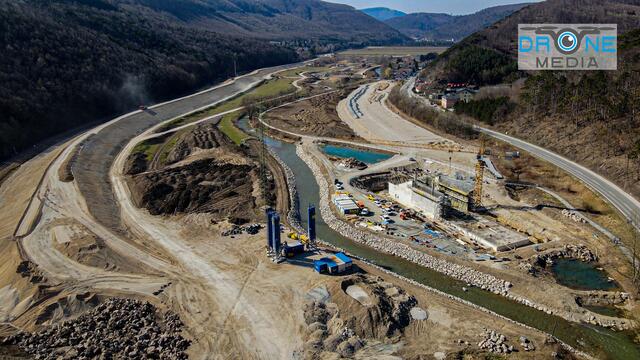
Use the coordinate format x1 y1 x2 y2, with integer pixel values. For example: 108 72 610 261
1 1 640 359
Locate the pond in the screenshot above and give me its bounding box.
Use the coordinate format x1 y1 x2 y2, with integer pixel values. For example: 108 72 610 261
584 305 625 318
552 259 618 291
236 116 640 360
320 144 393 164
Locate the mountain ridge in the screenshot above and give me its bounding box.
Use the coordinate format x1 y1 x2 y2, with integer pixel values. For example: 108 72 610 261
385 3 532 41
361 7 406 21
420 0 640 200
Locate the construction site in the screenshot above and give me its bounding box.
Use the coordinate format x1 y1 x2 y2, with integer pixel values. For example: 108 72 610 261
1 56 639 360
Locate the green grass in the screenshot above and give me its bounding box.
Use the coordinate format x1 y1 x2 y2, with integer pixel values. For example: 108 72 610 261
156 77 297 133
132 140 162 162
157 131 184 165
218 111 248 145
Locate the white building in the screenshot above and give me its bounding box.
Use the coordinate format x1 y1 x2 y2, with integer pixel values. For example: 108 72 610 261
389 180 443 220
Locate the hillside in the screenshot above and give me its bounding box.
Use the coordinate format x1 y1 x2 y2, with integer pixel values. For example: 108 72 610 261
116 0 406 44
0 0 406 161
385 3 531 41
420 0 640 200
361 7 406 21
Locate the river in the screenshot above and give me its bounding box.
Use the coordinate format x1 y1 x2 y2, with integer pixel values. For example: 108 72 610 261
237 117 640 359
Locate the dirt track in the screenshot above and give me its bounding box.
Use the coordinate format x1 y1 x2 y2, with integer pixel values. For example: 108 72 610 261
72 63 303 235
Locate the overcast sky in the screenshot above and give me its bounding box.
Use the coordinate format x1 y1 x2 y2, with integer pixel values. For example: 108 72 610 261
325 0 541 15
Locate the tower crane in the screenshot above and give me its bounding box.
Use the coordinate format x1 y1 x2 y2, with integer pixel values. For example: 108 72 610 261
473 136 486 209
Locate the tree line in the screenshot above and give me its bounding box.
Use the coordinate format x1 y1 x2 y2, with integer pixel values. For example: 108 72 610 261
0 0 299 161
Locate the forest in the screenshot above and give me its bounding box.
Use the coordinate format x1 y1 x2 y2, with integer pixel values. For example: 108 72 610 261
0 0 300 160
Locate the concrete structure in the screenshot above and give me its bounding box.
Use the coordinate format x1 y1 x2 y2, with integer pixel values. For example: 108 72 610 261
307 205 316 243
437 175 474 214
333 194 360 215
452 217 531 252
389 180 443 220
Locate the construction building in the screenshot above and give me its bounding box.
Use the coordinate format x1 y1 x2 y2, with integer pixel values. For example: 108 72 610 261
389 178 444 220
314 252 353 274
333 194 361 215
437 175 474 214
451 217 531 252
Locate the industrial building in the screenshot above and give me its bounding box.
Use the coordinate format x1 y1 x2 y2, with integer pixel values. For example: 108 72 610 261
436 175 474 214
333 194 361 215
389 179 443 220
389 173 475 219
314 252 353 274
451 217 531 252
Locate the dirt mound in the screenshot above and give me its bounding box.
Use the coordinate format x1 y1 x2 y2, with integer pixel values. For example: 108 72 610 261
34 292 101 326
301 274 417 359
51 223 147 273
165 123 221 165
1 298 190 360
335 274 417 340
124 152 148 176
129 160 261 219
265 91 362 140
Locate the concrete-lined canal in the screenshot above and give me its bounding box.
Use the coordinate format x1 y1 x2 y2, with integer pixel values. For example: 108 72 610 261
238 117 640 359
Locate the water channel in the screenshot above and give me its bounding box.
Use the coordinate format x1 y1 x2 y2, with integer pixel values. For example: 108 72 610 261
238 117 640 359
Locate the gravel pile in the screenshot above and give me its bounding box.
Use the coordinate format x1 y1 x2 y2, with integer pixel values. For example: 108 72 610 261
1 298 190 360
222 223 262 236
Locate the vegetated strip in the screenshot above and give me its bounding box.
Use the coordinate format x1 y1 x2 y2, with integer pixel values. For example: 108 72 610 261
156 77 298 134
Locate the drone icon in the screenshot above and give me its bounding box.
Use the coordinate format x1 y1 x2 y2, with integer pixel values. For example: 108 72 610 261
520 26 615 55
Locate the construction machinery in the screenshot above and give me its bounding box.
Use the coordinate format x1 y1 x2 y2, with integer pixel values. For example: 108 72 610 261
473 136 486 208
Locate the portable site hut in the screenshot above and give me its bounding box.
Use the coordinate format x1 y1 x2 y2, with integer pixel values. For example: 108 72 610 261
313 252 353 274
283 241 305 258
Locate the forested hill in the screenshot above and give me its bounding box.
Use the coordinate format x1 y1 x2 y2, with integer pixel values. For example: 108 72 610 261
384 3 531 41
119 0 407 44
0 0 406 161
421 0 640 199
361 7 406 21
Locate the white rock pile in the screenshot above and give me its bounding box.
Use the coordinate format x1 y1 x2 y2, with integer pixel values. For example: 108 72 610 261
520 336 536 351
478 329 513 354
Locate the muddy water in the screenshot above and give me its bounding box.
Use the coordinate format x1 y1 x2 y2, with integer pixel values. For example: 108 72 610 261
237 117 640 360
552 259 619 291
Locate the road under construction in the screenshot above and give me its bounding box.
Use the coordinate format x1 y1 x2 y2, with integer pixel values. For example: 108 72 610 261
2 60 638 360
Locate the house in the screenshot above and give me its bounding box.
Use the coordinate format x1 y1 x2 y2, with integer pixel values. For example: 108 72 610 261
441 94 459 109
456 88 477 103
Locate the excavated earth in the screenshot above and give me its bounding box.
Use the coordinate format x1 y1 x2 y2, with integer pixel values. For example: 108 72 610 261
301 273 418 359
125 123 272 222
1 298 190 360
265 91 363 141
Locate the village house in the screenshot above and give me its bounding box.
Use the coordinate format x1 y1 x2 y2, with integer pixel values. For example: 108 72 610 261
441 94 459 109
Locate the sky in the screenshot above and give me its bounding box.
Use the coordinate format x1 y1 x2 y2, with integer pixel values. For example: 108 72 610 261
324 0 542 15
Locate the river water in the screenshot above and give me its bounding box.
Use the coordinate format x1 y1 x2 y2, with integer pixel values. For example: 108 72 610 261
237 117 639 359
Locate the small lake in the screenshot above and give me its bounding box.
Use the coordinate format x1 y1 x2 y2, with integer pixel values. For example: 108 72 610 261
320 144 393 164
552 259 618 291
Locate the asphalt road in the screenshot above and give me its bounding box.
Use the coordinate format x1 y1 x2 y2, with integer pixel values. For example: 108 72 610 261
477 127 640 233
403 76 640 234
72 62 304 234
